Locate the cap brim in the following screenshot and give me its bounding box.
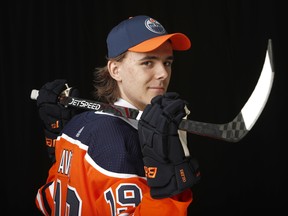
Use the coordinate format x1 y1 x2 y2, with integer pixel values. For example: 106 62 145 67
128 33 191 53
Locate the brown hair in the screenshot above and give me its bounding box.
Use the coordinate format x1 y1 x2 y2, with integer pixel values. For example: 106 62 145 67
92 53 126 104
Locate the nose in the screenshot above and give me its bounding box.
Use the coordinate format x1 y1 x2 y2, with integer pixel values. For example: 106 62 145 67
155 64 169 80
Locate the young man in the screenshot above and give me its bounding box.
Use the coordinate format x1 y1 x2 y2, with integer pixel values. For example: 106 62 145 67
35 15 200 215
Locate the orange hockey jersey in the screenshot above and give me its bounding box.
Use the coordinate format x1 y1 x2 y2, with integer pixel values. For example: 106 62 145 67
35 100 193 215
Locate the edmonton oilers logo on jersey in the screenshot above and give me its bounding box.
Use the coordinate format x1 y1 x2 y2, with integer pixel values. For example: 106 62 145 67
145 18 166 34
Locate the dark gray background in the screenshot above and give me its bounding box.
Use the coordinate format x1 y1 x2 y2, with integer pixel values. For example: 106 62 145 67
2 0 287 214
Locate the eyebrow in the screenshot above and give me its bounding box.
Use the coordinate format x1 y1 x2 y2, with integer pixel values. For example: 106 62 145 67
139 55 174 61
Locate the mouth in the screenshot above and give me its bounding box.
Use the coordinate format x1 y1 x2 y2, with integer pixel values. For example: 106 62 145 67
148 87 165 93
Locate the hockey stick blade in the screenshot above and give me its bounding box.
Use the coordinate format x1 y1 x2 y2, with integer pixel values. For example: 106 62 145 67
30 39 274 142
181 39 274 142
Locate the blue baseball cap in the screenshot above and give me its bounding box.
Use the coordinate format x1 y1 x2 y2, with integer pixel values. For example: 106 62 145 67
106 15 191 58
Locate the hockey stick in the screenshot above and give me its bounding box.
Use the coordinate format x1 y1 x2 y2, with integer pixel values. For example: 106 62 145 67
31 39 274 142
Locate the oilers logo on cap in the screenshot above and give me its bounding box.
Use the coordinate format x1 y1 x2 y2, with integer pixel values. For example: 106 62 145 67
145 18 166 35
106 15 191 58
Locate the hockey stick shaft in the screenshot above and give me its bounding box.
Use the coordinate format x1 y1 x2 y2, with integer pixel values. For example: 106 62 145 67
30 91 242 142
31 39 274 142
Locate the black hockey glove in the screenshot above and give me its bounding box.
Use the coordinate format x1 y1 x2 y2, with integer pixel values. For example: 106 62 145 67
37 79 80 163
138 92 201 198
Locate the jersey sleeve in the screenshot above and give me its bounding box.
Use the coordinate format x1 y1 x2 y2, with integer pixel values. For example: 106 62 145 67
35 111 193 215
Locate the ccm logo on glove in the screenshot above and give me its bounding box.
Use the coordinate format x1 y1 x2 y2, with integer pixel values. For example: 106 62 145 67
144 166 188 183
144 166 157 178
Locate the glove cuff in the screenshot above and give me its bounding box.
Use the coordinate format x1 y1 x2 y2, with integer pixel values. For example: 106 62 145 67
174 158 201 192
43 129 58 163
43 129 58 147
148 158 201 199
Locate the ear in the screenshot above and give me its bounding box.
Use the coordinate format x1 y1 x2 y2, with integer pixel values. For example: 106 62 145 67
107 60 121 81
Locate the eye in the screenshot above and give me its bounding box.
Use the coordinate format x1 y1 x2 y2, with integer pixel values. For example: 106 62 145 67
142 61 153 66
164 61 173 67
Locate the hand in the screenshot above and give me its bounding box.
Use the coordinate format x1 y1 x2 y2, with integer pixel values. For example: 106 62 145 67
37 79 80 162
138 92 201 198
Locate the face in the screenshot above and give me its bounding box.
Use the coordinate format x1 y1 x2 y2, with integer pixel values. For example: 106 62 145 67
108 41 174 110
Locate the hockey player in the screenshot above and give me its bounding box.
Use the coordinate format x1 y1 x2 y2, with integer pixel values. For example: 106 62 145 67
35 15 200 215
